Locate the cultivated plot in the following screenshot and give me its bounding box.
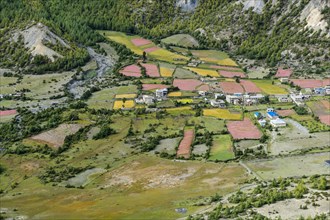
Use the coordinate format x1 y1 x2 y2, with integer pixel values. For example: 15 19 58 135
191 50 238 66
203 109 242 120
173 79 203 91
209 135 234 161
177 129 194 159
141 63 160 77
173 68 198 79
113 100 135 109
119 64 142 77
142 84 169 91
227 118 262 140
290 79 330 89
103 31 188 64
240 80 262 93
185 67 219 77
161 34 199 48
219 81 244 94
252 80 288 95
218 70 246 78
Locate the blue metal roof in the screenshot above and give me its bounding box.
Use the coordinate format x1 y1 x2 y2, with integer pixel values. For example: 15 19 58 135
267 112 278 117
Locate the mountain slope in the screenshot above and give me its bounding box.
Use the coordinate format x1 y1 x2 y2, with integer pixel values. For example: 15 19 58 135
0 0 329 73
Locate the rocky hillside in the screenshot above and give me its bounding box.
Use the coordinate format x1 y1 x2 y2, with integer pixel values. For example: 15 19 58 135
12 23 71 62
0 22 89 74
301 0 330 35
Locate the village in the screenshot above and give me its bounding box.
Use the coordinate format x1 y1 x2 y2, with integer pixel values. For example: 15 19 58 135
0 30 329 220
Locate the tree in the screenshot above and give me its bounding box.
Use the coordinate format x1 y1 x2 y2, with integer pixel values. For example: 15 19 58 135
93 126 116 140
317 176 327 190
142 51 147 62
0 164 6 174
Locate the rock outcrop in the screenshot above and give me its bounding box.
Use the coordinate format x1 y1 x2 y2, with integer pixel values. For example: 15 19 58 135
300 0 330 35
176 0 198 12
242 0 265 14
12 23 70 61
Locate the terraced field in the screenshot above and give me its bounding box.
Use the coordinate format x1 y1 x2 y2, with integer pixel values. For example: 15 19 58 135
191 50 238 66
102 31 188 64
87 86 137 109
252 80 288 95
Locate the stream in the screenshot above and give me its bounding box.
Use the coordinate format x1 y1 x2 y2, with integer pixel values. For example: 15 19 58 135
68 47 116 98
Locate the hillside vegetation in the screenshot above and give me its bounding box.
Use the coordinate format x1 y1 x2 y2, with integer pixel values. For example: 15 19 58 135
0 0 329 73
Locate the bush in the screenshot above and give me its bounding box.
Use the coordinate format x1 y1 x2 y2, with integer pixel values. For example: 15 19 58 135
293 106 308 115
93 126 116 140
0 164 6 174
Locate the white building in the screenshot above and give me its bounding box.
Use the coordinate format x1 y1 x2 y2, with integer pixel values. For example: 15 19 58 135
270 118 287 127
210 99 226 108
214 93 224 99
198 91 207 96
290 93 310 106
143 95 155 105
155 88 168 98
243 94 264 105
279 77 289 83
135 98 145 104
226 95 242 105
325 86 330 95
258 119 267 127
278 96 291 103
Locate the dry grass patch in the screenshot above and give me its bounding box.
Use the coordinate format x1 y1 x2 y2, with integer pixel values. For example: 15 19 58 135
203 109 242 120
115 94 137 99
160 67 174 77
184 67 219 77
30 124 85 148
113 100 135 109
168 92 182 97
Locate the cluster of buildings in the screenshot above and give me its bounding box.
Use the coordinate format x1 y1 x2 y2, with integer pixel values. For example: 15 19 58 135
135 88 168 105
226 93 265 105
289 92 311 106
254 108 287 128
314 86 330 95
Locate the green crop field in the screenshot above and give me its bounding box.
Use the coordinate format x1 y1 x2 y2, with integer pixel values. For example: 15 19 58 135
87 85 137 109
101 31 144 55
148 48 188 64
173 68 198 79
191 50 238 66
170 46 190 54
166 106 195 116
252 80 288 95
161 34 199 48
209 135 235 161
102 31 188 64
159 62 176 77
188 117 226 134
203 109 242 120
